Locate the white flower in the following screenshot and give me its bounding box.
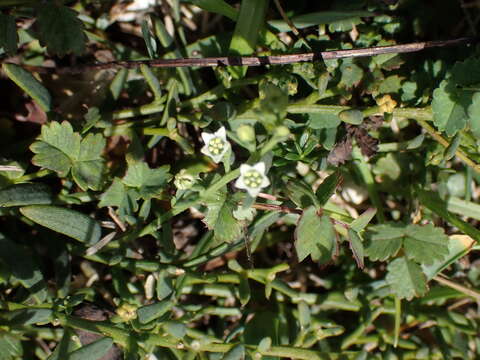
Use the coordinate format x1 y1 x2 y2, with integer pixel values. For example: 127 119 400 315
200 127 231 163
235 162 270 197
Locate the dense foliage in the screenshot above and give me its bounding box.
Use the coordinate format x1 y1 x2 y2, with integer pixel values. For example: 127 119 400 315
1 0 480 359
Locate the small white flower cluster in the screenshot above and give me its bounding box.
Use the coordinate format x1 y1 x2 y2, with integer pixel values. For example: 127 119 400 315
200 127 270 197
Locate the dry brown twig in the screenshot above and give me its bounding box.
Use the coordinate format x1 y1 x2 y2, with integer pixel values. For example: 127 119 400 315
8 37 477 75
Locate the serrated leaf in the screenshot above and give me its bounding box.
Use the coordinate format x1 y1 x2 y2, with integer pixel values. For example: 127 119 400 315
0 183 52 207
339 61 363 89
31 121 80 176
432 80 469 136
203 189 243 243
386 257 428 300
365 222 449 265
72 133 106 190
294 206 335 263
67 337 113 360
422 235 475 280
0 14 18 55
403 224 449 265
20 205 101 245
2 63 51 112
35 4 87 56
123 162 171 199
364 223 403 261
99 178 126 209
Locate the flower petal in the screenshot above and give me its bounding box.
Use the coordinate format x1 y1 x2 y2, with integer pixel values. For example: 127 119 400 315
215 126 227 140
239 163 253 175
253 162 266 174
201 132 214 144
261 176 270 188
235 176 247 189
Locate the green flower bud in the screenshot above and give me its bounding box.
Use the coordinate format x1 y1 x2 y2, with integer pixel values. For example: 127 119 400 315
237 124 255 143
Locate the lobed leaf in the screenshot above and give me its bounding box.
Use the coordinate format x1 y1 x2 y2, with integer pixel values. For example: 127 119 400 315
386 257 428 300
294 206 335 263
35 4 87 56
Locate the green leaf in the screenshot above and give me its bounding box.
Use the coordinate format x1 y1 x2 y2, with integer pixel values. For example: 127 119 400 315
294 206 335 263
140 64 162 100
35 4 87 56
402 224 449 265
315 172 341 206
1 308 53 326
72 133 106 191
222 345 245 360
286 179 319 209
0 330 23 359
364 224 403 261
190 0 238 21
2 63 51 112
350 208 377 233
338 110 364 125
0 233 48 303
422 234 475 280
417 188 480 242
31 121 80 176
307 112 341 129
467 92 480 138
0 14 18 55
203 189 243 243
348 229 364 269
31 122 106 190
229 0 267 55
268 10 374 32
20 205 101 245
123 162 172 199
451 57 480 86
0 183 52 207
67 337 113 360
339 61 363 89
99 178 126 209
432 80 469 136
386 257 428 300
137 300 174 324
365 223 449 265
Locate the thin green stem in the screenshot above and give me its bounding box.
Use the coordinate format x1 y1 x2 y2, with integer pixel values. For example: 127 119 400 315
16 169 53 182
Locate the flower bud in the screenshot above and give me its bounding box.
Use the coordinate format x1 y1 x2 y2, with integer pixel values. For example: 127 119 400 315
237 124 255 143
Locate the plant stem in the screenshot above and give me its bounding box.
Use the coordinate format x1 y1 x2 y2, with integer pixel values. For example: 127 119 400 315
16 169 53 182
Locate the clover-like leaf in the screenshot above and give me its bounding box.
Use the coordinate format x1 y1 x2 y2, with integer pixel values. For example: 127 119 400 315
365 223 449 265
30 122 105 190
386 256 428 300
294 206 335 263
402 224 449 265
364 223 404 261
203 188 243 244
72 133 106 191
122 162 172 199
35 4 87 56
30 121 80 177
